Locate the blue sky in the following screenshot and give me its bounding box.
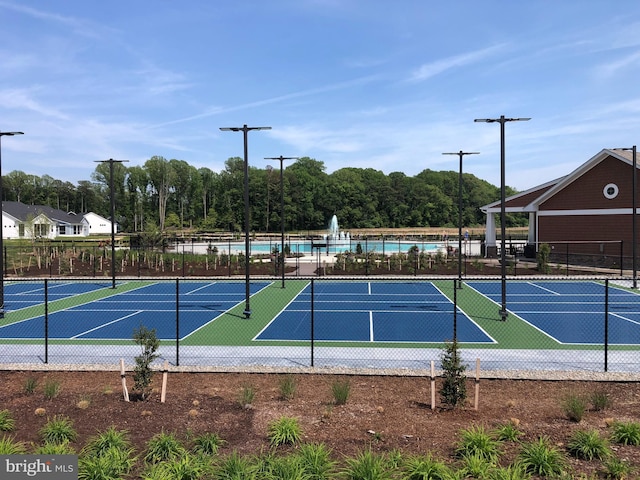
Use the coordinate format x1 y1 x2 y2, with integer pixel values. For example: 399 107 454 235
1 1 640 191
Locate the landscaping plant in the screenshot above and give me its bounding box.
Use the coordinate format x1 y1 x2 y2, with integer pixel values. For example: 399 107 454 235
455 425 502 464
610 420 640 446
517 436 566 477
561 393 587 422
132 324 160 401
279 374 297 400
268 416 303 447
0 409 15 432
439 339 467 408
567 429 611 460
39 415 77 444
331 378 351 405
296 442 337 480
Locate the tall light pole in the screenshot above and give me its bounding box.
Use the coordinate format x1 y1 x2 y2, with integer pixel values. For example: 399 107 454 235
220 125 271 318
0 131 23 318
474 116 530 321
443 151 479 289
616 146 637 289
95 159 129 289
265 156 299 288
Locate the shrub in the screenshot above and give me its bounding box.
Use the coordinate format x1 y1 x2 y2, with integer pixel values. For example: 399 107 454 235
487 464 532 479
43 379 61 400
610 420 640 445
493 421 524 442
142 453 211 480
279 374 297 401
402 452 452 480
296 442 337 480
78 446 136 480
132 325 160 401
455 425 501 464
0 435 26 454
144 430 186 464
590 390 612 411
39 415 77 444
238 383 256 407
216 451 257 479
567 429 611 460
33 440 75 455
192 432 226 456
601 456 633 479
268 416 302 447
517 436 566 477
537 243 551 273
331 378 351 405
342 448 390 480
0 410 15 432
23 377 38 395
439 339 467 408
83 426 131 457
562 393 587 422
459 452 494 478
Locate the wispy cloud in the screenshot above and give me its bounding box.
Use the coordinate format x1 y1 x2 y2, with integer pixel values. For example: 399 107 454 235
148 75 382 129
0 88 69 120
0 0 112 39
408 44 507 82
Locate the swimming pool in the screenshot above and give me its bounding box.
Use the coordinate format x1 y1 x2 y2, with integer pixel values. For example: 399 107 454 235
175 239 446 256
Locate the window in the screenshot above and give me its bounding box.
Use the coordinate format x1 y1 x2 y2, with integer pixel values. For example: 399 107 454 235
603 183 619 199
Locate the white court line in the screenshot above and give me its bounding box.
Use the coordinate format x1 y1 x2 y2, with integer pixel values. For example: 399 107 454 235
369 311 374 342
71 311 141 339
527 281 562 295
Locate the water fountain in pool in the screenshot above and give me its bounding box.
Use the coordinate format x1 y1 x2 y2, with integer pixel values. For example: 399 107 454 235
324 215 350 247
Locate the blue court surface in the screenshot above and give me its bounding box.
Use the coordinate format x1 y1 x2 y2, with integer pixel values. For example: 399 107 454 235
3 281 112 311
256 281 494 343
0 281 271 340
467 280 640 345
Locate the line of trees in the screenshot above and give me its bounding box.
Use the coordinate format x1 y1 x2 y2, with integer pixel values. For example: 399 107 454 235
1 156 526 234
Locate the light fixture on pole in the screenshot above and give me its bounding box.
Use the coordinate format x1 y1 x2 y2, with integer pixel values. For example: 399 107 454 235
616 146 637 289
265 156 299 288
474 115 530 321
94 159 129 289
443 150 479 289
0 131 23 318
220 125 272 318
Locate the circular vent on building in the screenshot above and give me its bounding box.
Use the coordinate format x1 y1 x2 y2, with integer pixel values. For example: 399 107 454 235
603 183 619 199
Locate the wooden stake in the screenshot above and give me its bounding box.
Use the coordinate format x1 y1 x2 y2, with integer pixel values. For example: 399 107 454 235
474 358 480 410
161 360 169 403
120 359 129 402
430 360 436 410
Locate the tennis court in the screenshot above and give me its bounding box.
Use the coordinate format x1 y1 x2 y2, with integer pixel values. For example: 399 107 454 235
255 280 494 343
0 277 638 371
0 280 271 340
467 280 640 345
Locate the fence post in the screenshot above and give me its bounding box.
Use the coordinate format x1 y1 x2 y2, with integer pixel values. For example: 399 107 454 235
176 278 180 366
310 278 314 367
604 278 609 372
44 278 48 364
453 278 457 343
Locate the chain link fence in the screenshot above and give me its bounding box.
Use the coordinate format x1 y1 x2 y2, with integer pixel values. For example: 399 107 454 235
0 276 637 373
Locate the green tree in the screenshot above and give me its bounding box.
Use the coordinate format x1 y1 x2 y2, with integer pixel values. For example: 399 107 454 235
145 156 176 232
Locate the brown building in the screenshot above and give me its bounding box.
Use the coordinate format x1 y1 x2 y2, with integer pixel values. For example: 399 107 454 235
481 148 638 260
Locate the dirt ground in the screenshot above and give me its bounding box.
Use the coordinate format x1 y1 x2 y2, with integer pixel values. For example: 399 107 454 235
2 370 640 478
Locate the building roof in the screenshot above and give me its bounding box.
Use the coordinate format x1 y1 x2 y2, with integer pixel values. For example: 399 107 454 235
480 148 636 213
2 201 84 225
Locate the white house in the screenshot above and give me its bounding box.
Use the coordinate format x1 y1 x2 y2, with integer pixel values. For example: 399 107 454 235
83 211 117 235
1 201 116 239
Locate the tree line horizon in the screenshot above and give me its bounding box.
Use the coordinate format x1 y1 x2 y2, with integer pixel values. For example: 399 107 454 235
1 155 526 235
